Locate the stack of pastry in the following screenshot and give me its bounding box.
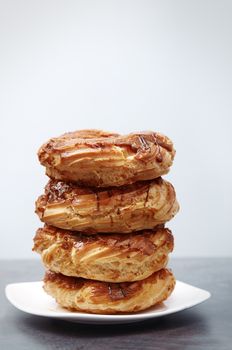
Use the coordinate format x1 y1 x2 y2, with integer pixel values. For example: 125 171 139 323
33 130 179 314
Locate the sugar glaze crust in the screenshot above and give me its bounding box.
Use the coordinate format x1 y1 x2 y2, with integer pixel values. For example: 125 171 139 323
35 178 179 233
43 268 176 314
33 225 174 282
38 129 175 187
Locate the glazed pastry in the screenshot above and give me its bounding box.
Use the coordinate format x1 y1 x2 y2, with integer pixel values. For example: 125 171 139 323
43 269 175 314
35 178 179 233
33 225 174 282
38 129 175 187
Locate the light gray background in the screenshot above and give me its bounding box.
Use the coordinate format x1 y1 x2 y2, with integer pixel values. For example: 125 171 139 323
0 0 231 259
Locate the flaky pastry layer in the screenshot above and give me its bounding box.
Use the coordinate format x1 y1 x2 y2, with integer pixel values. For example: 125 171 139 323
35 178 179 233
33 225 173 282
43 269 175 314
38 129 175 187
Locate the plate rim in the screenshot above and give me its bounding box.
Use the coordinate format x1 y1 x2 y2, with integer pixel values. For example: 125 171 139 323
5 280 211 321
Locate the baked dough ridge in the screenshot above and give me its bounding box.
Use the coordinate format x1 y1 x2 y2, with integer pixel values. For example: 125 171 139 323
33 225 174 282
38 130 175 187
35 178 179 233
43 268 176 314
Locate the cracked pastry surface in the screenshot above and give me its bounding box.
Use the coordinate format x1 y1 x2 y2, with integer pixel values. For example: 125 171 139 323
35 178 179 233
38 129 175 187
33 225 174 282
43 268 175 314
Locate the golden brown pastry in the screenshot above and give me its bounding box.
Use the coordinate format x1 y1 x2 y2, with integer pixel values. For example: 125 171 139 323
43 269 175 314
38 129 175 187
33 225 174 282
35 178 179 233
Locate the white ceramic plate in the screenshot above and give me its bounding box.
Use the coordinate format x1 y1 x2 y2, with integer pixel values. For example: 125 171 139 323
5 280 210 324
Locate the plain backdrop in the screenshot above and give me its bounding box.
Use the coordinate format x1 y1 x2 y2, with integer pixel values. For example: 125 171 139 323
0 0 231 259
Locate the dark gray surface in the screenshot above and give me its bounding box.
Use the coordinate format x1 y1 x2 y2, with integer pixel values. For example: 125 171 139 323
0 258 231 350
